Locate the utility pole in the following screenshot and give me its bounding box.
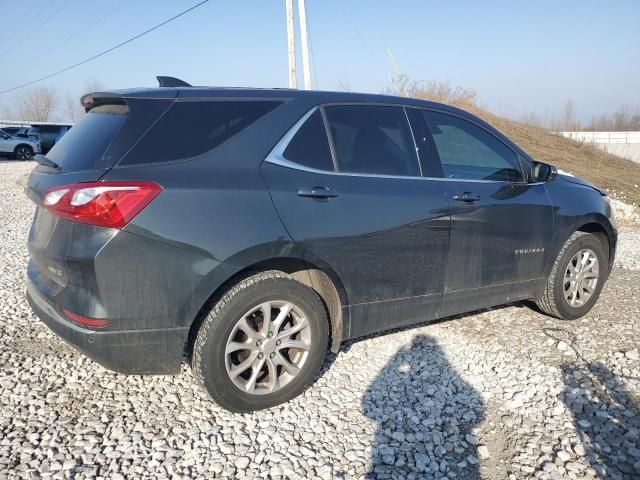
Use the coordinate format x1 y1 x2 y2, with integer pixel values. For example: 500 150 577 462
297 0 312 90
285 0 296 89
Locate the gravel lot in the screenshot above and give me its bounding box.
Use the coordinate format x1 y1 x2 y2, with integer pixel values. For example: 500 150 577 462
1 161 639 479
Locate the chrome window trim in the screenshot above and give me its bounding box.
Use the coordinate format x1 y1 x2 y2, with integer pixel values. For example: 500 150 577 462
264 105 522 185
266 156 516 183
319 106 339 171
267 106 321 166
403 107 423 176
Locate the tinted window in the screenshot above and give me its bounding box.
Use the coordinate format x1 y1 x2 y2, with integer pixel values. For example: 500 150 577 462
283 110 334 171
121 100 280 165
37 125 65 133
426 111 523 182
325 105 420 176
47 104 128 172
405 108 442 178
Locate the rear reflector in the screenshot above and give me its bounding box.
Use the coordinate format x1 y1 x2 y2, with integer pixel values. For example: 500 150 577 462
63 309 109 328
43 181 161 229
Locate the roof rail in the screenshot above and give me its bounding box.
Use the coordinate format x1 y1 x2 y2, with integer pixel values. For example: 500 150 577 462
156 76 192 88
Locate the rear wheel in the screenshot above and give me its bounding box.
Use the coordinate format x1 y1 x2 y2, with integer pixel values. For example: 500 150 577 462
192 271 329 412
536 231 607 319
14 144 33 160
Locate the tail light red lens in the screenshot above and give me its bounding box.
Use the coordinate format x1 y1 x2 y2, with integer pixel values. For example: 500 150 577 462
63 309 109 328
43 181 162 229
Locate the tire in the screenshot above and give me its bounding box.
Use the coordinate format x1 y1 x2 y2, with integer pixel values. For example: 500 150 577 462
536 231 607 320
192 271 329 412
13 144 33 160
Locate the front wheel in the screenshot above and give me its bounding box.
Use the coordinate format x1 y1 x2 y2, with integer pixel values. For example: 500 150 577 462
192 271 329 412
536 231 608 319
13 145 33 160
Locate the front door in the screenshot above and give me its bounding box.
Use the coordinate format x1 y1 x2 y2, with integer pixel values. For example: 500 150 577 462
262 105 450 338
422 110 554 316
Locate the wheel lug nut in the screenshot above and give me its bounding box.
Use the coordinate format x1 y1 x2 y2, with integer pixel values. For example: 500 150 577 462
258 353 264 359
268 332 273 338
256 340 262 346
270 353 275 358
276 340 281 346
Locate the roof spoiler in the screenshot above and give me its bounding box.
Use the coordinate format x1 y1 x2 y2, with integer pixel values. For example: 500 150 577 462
81 92 127 112
156 76 192 87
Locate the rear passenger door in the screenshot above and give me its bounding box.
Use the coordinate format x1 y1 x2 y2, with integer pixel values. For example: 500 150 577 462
262 104 450 338
422 110 554 316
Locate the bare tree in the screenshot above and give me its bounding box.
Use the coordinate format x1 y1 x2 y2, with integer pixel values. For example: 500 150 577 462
389 71 411 97
64 79 106 123
406 80 476 107
65 95 84 123
83 79 105 95
562 99 579 131
336 77 351 92
583 104 640 131
11 87 59 122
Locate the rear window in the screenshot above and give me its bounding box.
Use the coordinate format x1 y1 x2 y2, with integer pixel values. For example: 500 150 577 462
120 100 281 165
46 104 128 172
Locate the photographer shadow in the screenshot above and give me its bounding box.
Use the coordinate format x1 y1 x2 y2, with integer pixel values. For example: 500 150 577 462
362 334 484 479
561 361 640 479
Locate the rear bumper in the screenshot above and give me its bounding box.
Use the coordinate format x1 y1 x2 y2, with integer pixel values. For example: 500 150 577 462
27 277 187 375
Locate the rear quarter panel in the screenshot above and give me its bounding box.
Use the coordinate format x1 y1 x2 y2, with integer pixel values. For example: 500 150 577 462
101 99 316 327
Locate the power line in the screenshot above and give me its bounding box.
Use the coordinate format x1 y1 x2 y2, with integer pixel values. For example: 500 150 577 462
22 0 132 65
3 0 76 52
305 0 319 89
0 0 209 96
338 7 388 79
0 0 54 48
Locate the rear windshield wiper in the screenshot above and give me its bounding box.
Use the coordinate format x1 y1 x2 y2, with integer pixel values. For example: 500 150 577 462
34 154 60 170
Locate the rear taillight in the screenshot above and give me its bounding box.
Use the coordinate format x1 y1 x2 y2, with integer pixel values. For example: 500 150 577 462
43 181 162 229
63 308 109 328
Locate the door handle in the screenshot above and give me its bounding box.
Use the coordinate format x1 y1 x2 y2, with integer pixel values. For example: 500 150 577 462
297 186 339 199
452 192 482 202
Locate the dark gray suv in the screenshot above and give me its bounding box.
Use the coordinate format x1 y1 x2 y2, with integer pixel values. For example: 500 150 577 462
26 82 617 412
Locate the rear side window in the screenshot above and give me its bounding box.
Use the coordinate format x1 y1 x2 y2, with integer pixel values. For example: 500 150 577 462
425 111 523 182
47 104 128 172
121 100 281 165
324 105 420 176
283 110 334 171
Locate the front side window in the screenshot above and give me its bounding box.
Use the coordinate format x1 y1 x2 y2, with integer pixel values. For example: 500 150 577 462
283 110 334 171
425 111 523 182
324 105 420 176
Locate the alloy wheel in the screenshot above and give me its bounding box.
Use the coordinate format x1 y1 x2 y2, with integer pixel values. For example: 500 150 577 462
563 248 599 307
15 146 32 160
225 300 311 395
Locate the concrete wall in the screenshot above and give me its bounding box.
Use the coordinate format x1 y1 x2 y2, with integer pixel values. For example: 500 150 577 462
0 119 73 128
560 131 640 163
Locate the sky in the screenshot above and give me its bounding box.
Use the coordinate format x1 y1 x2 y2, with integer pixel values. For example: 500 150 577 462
0 0 638 123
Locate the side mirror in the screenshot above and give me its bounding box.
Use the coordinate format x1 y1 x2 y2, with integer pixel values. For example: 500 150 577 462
532 161 557 183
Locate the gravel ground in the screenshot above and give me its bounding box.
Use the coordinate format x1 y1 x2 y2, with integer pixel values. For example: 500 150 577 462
1 161 639 479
